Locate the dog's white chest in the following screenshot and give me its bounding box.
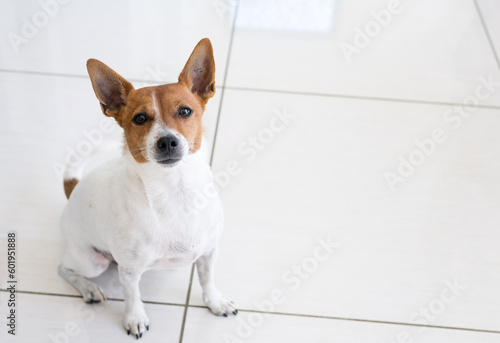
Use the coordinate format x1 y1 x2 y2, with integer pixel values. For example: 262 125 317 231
137 164 223 269
148 204 222 268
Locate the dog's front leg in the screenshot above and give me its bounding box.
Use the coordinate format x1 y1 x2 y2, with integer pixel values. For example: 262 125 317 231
118 265 149 338
196 247 238 317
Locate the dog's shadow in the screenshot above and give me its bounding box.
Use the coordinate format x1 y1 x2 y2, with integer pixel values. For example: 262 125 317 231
89 262 192 304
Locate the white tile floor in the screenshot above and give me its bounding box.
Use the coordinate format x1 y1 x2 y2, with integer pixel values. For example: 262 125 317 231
1 0 500 342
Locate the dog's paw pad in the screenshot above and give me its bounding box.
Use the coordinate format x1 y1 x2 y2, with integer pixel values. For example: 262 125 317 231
124 311 150 339
203 292 237 317
82 284 106 303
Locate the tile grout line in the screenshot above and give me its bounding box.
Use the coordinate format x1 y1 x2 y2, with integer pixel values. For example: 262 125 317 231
209 0 241 166
0 68 177 87
179 1 241 341
3 67 500 111
0 289 186 307
228 308 500 335
223 85 500 110
473 0 500 71
2 289 499 335
0 68 88 80
178 265 196 343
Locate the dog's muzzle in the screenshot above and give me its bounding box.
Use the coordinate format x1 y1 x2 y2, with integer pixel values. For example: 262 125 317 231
155 135 183 165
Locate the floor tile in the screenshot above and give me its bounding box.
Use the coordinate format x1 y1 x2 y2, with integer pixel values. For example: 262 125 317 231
0 71 220 304
227 0 500 105
0 0 235 85
0 292 183 343
189 89 500 331
182 307 500 343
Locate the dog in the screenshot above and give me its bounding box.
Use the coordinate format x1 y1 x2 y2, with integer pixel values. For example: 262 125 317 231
58 38 237 339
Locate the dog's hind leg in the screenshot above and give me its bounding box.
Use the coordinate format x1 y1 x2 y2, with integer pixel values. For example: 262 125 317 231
58 246 111 303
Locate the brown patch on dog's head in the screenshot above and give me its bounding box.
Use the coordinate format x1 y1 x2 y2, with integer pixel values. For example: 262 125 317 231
86 38 216 164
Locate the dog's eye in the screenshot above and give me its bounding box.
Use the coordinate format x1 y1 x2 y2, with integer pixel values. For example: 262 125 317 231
177 107 192 118
133 113 148 125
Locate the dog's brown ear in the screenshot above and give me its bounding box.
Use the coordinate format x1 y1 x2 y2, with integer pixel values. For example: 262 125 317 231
178 38 216 103
86 59 134 120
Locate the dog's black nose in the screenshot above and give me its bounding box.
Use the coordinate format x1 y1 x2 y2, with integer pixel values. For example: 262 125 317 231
157 135 178 153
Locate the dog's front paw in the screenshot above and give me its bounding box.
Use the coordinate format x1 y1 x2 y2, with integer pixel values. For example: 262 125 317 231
203 291 238 317
123 309 150 339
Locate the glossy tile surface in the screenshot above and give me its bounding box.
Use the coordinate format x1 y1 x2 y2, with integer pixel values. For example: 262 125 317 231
182 307 500 343
190 89 500 331
227 0 500 105
0 0 235 85
0 292 183 343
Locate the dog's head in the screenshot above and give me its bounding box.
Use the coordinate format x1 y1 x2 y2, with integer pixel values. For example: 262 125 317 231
86 38 215 167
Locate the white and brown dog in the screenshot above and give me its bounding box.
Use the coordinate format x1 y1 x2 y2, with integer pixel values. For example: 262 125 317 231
58 38 236 339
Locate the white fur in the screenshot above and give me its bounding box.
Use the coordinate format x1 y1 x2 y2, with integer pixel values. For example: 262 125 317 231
59 131 236 338
151 92 160 117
